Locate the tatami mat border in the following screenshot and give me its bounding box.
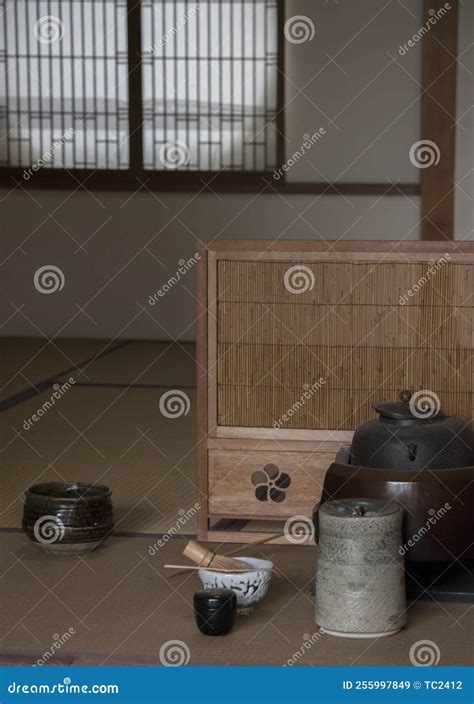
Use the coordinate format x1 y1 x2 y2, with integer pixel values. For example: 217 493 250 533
0 341 130 413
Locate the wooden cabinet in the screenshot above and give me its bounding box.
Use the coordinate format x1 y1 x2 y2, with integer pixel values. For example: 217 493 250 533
196 241 474 543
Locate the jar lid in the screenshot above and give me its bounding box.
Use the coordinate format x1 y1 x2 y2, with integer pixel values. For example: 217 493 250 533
193 588 236 608
320 498 401 517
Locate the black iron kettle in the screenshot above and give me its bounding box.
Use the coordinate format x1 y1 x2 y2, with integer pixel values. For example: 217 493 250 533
350 390 474 471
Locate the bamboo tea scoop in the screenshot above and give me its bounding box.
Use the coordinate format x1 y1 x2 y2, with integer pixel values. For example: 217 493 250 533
164 564 274 574
183 540 253 571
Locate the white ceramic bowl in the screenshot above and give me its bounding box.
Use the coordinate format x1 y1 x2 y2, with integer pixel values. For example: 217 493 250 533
198 556 273 614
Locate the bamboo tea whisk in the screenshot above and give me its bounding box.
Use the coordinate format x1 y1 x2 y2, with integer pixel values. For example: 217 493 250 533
182 540 253 572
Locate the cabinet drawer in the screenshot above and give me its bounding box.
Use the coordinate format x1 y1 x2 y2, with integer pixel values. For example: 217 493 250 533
208 449 334 519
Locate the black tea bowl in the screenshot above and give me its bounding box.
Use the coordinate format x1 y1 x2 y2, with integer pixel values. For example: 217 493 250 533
22 482 114 554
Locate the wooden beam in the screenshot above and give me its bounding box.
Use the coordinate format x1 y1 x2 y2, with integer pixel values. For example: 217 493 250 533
196 241 209 541
420 0 458 241
127 0 144 174
0 168 420 196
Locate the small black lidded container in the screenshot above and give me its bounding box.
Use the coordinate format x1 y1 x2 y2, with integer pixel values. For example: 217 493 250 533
194 588 237 636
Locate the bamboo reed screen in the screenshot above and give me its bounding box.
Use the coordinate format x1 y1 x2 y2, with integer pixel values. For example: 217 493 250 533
216 258 473 430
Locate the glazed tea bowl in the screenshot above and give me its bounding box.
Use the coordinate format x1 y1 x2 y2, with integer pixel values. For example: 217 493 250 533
198 557 273 615
22 482 114 554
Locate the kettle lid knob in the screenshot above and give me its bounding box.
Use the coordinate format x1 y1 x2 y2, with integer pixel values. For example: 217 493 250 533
373 390 443 421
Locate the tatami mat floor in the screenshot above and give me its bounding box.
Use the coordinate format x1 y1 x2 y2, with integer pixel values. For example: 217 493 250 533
57 341 196 388
0 338 113 403
1 338 472 667
2 532 471 667
1 339 197 535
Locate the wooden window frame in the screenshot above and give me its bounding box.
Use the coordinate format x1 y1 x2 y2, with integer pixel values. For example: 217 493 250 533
0 0 286 193
0 0 459 234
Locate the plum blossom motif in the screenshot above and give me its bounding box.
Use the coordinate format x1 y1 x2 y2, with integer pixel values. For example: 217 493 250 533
251 464 291 503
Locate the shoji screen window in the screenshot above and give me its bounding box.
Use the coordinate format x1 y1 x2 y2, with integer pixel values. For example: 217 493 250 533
141 0 279 172
0 1 281 188
0 0 129 171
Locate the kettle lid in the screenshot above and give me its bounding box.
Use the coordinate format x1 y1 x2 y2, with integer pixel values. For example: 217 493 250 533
373 390 443 421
